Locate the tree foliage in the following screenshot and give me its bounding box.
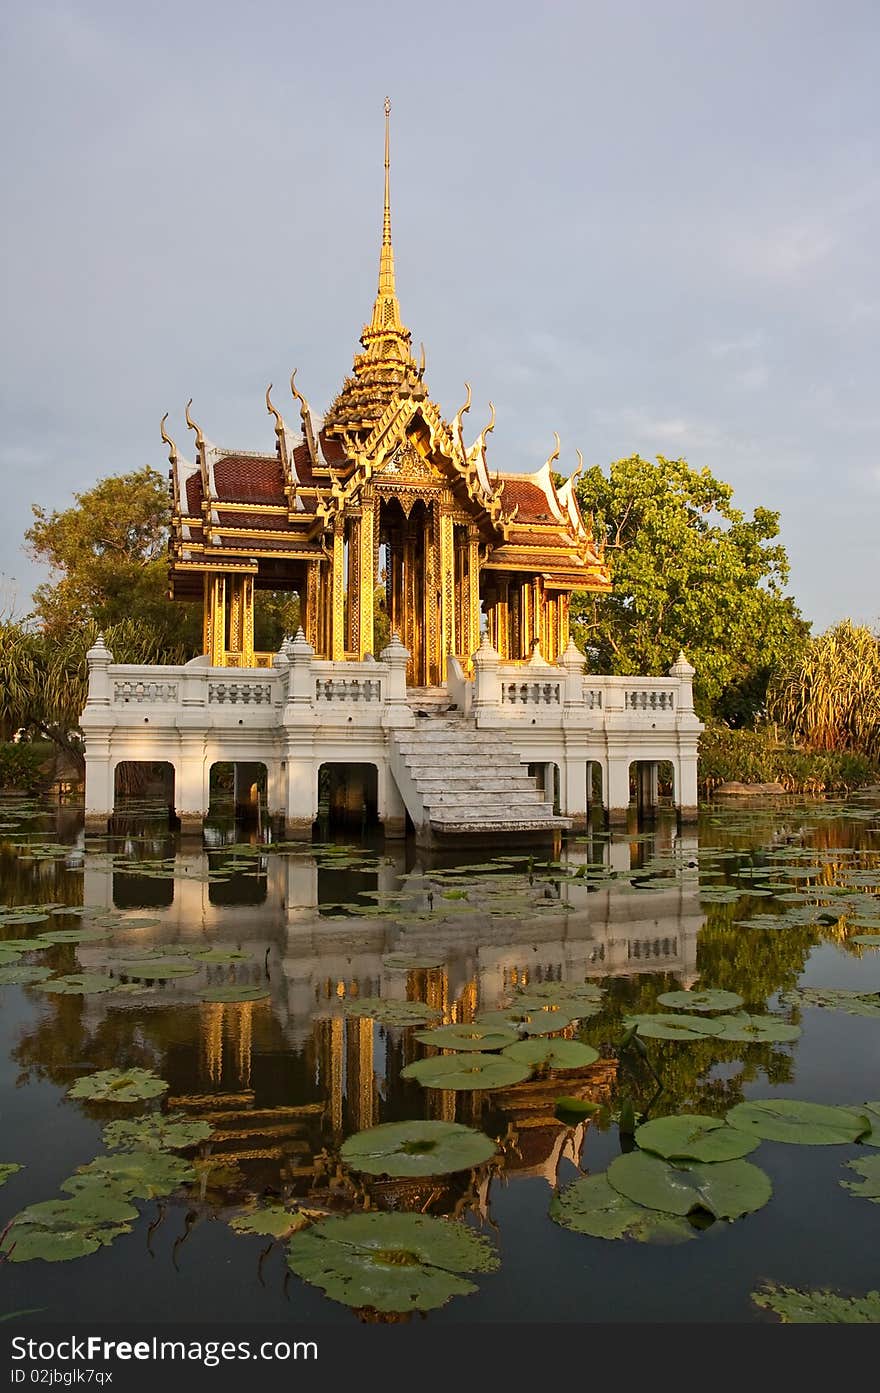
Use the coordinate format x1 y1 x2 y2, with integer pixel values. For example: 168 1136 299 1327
768 620 880 759
573 456 808 722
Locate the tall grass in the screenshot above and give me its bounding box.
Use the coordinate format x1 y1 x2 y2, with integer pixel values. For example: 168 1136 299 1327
769 620 880 761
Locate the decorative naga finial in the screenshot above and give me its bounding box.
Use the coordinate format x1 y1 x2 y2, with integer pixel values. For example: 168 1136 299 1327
160 412 179 465
452 382 472 442
481 401 496 441
265 383 284 437
417 342 426 380
184 399 205 453
572 448 585 486
545 432 561 471
289 369 311 422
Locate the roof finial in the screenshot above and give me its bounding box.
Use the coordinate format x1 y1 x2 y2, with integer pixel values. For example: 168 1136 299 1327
160 412 179 466
368 97 404 338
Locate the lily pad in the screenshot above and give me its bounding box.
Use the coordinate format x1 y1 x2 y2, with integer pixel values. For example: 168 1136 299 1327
607 1151 772 1220
782 986 880 1018
285 1212 498 1313
0 1163 23 1186
230 1205 309 1238
199 984 270 1003
0 938 50 953
514 981 603 1007
343 998 442 1027
635 1114 760 1162
726 1099 871 1146
852 934 880 946
35 928 110 944
753 1282 880 1324
623 1013 719 1041
476 1007 579 1036
711 1014 801 1043
0 964 54 986
63 1150 194 1200
502 1039 600 1070
35 973 118 996
554 1097 603 1122
382 953 446 971
68 1068 169 1104
0 1193 138 1263
114 960 199 979
190 950 254 964
401 1052 530 1091
103 1114 213 1152
340 1120 497 1178
841 1155 880 1203
657 989 744 1012
414 1023 519 1052
550 1174 696 1243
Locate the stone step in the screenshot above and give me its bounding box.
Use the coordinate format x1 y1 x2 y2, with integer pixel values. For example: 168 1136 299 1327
416 780 544 795
422 790 549 808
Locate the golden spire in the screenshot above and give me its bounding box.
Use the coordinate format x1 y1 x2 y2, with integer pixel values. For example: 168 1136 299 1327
368 97 405 337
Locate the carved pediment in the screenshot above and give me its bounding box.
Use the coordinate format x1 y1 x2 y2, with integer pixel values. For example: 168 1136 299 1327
377 439 438 482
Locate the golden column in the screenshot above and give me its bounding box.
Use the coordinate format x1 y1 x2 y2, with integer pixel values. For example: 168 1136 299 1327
331 517 346 661
438 503 455 681
204 574 227 666
305 560 321 653
467 525 482 658
347 510 362 653
357 488 376 656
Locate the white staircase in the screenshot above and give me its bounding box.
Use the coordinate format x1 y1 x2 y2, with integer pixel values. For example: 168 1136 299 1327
389 694 570 845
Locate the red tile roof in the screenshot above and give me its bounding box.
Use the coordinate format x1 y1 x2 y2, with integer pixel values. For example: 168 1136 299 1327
213 454 285 503
498 477 556 521
184 472 203 515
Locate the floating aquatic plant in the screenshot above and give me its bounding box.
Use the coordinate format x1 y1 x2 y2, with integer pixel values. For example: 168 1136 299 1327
607 1151 772 1221
623 1013 718 1041
285 1212 498 1313
502 1038 599 1070
414 1023 519 1052
634 1114 760 1163
199 984 270 1003
103 1114 213 1152
340 1120 498 1177
343 998 442 1027
230 1205 309 1238
840 1155 880 1204
0 1164 23 1187
656 989 744 1012
726 1099 871 1145
550 1174 696 1243
0 965 53 986
0 1193 137 1263
68 1068 169 1104
753 1282 880 1323
62 1150 194 1201
401 1052 530 1091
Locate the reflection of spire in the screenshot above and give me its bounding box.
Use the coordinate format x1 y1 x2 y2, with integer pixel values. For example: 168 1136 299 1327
346 1015 376 1131
235 1002 253 1089
202 1002 224 1085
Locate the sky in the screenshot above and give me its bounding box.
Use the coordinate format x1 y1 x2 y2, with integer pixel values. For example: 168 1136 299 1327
1 0 878 632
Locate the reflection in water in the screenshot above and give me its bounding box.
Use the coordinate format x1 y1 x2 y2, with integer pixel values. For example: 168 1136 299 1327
2 795 880 1321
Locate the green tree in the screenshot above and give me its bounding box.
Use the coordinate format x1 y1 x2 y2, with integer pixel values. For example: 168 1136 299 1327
25 468 200 648
573 455 808 722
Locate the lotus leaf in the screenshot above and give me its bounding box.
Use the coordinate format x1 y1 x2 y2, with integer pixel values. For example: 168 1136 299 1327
550 1174 696 1243
37 972 120 996
841 1155 880 1203
711 1013 801 1043
753 1282 880 1324
852 934 880 946
35 928 110 944
513 994 601 1018
475 1007 579 1036
0 965 53 986
63 1150 194 1200
190 950 255 963
857 1102 880 1147
635 1114 760 1162
0 1163 23 1186
501 1038 600 1070
781 986 880 1017
514 981 603 1004
656 989 744 1012
343 997 442 1027
285 1212 498 1313
103 1114 213 1152
414 1023 519 1052
1 1193 137 1263
382 953 446 970
114 960 199 979
230 1205 309 1238
623 1013 719 1041
199 984 270 1003
68 1068 169 1104
0 938 50 953
340 1121 497 1177
726 1099 871 1145
554 1097 603 1122
401 1052 530 1090
607 1151 771 1220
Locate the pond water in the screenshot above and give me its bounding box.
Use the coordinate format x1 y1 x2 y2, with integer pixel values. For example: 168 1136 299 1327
1 794 879 1324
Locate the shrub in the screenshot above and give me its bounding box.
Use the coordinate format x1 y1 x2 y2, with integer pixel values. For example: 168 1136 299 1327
0 741 54 791
699 724 877 796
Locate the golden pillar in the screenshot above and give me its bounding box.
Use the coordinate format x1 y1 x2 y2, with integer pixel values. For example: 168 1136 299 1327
467 525 482 658
357 490 375 656
241 575 255 666
331 517 346 661
305 560 321 653
495 572 509 659
438 504 455 681
204 573 226 666
558 592 570 654
347 511 361 653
